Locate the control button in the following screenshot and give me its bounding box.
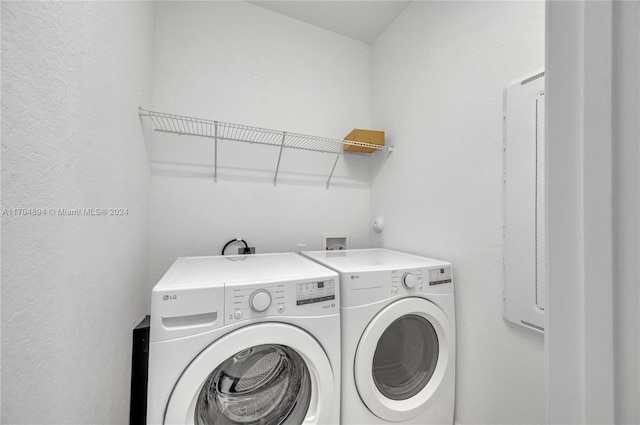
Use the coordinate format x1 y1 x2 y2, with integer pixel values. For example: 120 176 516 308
249 289 272 312
402 273 417 289
419 285 424 290
392 286 399 294
234 310 243 320
277 304 285 313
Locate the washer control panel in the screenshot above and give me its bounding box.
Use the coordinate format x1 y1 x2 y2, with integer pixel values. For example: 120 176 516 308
225 277 338 324
428 267 452 286
296 280 336 306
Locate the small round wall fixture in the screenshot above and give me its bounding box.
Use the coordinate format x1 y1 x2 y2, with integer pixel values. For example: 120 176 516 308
373 217 385 233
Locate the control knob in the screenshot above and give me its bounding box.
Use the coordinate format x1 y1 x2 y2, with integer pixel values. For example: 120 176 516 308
402 272 417 289
249 289 272 312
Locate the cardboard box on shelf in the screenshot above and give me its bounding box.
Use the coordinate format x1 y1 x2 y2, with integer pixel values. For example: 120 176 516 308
343 129 385 153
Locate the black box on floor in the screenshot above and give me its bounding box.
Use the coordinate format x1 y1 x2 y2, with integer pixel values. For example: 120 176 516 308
130 315 150 425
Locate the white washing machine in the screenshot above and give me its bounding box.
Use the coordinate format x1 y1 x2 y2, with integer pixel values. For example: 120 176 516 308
301 249 455 425
147 253 341 425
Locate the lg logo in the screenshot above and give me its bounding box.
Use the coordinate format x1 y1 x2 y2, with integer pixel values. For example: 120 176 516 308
163 295 177 301
350 274 360 280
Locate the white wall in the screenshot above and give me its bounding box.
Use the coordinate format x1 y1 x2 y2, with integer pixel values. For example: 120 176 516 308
1 2 154 423
612 2 640 422
148 2 373 284
370 2 545 423
545 1 640 423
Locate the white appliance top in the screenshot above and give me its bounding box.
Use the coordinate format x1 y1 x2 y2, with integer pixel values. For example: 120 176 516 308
155 252 336 290
301 248 450 273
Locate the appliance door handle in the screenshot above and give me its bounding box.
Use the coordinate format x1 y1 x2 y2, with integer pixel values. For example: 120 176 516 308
162 312 217 329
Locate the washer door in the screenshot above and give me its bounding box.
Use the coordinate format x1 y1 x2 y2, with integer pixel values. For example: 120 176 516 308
354 298 452 422
165 323 334 425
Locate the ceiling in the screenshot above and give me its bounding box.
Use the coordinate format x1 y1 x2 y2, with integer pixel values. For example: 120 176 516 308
247 1 412 44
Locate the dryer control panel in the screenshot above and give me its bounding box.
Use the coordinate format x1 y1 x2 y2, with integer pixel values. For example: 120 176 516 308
339 265 453 308
225 278 338 325
392 269 426 291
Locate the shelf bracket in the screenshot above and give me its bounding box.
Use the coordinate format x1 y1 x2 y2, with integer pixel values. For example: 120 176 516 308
214 121 218 183
273 132 286 186
326 154 341 189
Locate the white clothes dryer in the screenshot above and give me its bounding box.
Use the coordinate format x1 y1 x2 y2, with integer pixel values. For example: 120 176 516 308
301 249 455 425
147 253 341 425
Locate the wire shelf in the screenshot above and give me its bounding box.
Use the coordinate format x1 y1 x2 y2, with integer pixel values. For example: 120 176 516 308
138 107 393 187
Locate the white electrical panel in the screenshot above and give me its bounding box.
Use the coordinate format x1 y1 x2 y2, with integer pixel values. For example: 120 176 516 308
503 70 545 335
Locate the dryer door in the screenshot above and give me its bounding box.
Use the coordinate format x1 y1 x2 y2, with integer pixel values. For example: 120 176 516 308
354 298 452 422
164 323 334 425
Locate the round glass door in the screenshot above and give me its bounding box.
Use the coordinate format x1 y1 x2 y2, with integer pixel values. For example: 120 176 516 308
195 344 312 425
354 298 452 422
165 323 335 425
372 315 439 400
